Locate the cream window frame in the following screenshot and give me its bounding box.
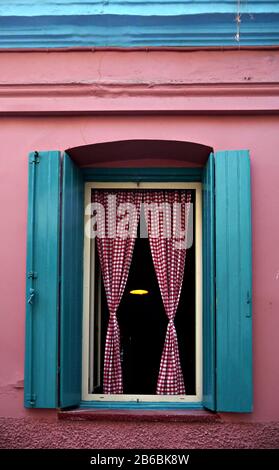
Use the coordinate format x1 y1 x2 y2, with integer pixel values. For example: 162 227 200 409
82 181 202 403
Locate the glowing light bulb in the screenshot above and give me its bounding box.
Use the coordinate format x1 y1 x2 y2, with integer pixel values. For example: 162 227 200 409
129 289 148 295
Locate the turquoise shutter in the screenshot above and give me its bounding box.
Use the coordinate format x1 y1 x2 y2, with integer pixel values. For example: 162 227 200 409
25 151 61 408
60 153 84 408
215 150 252 412
202 153 216 410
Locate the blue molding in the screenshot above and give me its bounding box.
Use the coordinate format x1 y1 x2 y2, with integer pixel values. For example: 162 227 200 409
82 167 203 182
0 11 279 47
79 400 204 410
2 2 279 17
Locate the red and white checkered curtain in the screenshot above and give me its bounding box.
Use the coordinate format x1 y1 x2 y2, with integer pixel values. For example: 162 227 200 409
92 190 142 394
144 190 192 395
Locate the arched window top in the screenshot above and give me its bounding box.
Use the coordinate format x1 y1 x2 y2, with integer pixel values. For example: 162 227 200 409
66 139 213 167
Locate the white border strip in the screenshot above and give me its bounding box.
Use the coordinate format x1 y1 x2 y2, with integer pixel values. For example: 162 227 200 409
82 181 202 402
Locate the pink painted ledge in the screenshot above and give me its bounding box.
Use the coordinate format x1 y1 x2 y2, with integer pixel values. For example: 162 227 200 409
58 409 221 423
1 83 279 114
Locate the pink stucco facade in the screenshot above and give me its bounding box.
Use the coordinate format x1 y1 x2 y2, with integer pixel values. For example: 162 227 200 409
0 49 279 447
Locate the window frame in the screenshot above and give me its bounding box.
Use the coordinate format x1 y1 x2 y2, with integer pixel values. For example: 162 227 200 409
25 150 252 413
82 181 203 404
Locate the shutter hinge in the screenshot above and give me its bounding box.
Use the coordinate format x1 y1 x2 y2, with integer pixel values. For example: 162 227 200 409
27 271 37 279
246 290 252 317
26 394 37 406
30 151 40 164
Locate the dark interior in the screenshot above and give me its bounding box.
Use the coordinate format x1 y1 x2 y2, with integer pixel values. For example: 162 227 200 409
96 190 196 395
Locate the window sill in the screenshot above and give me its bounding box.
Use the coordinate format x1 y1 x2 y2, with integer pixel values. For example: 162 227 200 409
58 409 220 423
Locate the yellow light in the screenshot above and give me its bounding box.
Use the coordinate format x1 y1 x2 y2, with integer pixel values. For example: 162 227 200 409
129 289 149 295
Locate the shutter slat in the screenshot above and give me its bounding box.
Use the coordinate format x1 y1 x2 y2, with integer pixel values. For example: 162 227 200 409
215 150 252 412
60 153 84 408
202 153 216 410
25 151 60 408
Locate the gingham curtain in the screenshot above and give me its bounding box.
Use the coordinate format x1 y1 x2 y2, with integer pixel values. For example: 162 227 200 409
144 190 192 395
92 190 142 394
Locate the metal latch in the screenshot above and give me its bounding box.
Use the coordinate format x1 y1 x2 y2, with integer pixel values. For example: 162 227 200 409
27 288 35 305
30 151 40 164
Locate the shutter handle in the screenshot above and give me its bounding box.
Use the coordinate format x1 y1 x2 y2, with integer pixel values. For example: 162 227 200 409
27 288 35 305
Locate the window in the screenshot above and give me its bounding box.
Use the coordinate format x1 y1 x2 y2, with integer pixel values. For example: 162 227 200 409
24 146 252 412
82 183 202 403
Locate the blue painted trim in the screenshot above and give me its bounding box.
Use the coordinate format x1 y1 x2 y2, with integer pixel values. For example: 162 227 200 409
80 400 204 410
60 154 84 408
1 2 277 18
80 165 203 411
24 152 38 408
24 151 61 409
0 13 279 48
82 167 203 182
202 153 216 411
215 150 252 412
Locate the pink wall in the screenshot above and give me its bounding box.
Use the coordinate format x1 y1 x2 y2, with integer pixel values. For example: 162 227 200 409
0 50 279 423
